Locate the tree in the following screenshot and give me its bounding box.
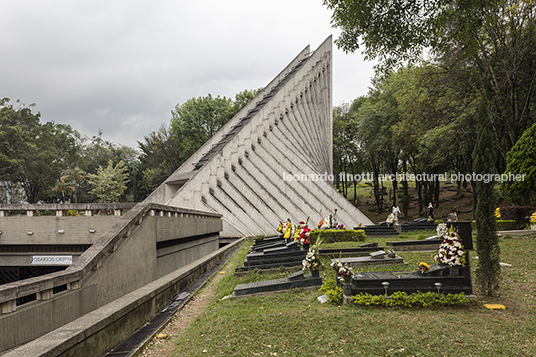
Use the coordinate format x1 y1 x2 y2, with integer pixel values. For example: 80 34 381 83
52 175 73 204
350 76 400 212
77 131 138 202
473 95 500 296
170 89 261 166
0 99 79 203
87 160 129 203
137 124 182 194
499 122 536 206
324 0 536 165
170 94 234 162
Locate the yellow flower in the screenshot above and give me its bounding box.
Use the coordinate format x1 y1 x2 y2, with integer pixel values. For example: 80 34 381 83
419 262 430 269
494 208 501 219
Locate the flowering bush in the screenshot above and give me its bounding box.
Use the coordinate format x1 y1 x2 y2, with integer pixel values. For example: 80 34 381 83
434 226 466 267
331 259 354 283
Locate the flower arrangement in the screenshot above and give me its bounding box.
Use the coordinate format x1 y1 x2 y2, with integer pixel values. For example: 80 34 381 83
331 259 354 284
283 219 292 239
304 236 324 271
418 262 430 274
530 212 536 225
436 223 448 239
318 210 338 229
293 222 302 241
434 226 466 267
495 207 501 219
298 224 311 245
276 221 283 233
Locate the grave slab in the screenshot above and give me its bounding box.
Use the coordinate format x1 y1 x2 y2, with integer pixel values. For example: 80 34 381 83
334 254 404 268
232 274 322 296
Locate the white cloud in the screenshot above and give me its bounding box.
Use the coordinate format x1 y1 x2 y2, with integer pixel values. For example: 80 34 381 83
0 0 376 149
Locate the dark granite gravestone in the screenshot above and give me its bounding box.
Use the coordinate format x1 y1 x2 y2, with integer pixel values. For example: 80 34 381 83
236 237 307 272
345 221 474 297
232 271 322 296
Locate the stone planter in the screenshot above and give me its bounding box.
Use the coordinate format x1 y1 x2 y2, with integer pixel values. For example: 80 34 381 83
450 265 460 276
343 283 352 296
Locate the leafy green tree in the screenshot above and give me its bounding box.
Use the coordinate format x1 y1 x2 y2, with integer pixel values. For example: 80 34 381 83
87 160 129 203
170 94 234 162
170 89 261 165
499 122 536 206
350 76 400 212
473 95 500 296
0 99 79 203
324 0 536 164
77 131 138 202
137 124 182 194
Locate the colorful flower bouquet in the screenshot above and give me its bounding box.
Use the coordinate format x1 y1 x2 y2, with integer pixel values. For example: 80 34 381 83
331 259 354 284
418 262 430 274
303 236 324 272
434 226 466 267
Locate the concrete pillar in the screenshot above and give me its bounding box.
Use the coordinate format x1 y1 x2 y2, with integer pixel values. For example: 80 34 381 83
36 289 53 300
27 210 35 217
1 300 16 314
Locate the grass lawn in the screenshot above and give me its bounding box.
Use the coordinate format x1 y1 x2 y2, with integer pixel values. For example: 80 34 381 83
145 233 536 357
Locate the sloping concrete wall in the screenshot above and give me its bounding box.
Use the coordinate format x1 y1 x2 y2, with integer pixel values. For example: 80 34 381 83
144 36 373 237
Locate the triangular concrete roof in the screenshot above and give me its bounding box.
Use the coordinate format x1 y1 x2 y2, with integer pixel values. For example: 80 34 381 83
146 36 373 236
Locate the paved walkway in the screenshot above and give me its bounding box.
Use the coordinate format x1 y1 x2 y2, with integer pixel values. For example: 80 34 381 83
497 229 536 236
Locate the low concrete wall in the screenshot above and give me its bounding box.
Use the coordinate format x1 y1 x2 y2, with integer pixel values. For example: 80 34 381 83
0 216 122 245
2 238 244 357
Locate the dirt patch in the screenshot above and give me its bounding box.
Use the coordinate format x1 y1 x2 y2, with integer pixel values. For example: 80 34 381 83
139 272 225 357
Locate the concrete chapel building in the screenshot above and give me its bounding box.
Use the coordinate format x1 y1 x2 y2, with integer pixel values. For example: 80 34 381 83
146 36 373 236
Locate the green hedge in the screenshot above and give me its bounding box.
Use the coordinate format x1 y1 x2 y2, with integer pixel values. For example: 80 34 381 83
471 220 527 231
310 229 366 244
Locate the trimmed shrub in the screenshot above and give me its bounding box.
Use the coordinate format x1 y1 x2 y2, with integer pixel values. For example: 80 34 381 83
310 229 366 244
350 291 470 307
472 220 527 232
499 206 534 222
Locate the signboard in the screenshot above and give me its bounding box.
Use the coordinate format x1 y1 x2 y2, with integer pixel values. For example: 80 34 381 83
30 255 73 265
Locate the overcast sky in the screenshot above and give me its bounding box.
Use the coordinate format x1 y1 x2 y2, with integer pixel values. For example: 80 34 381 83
1 1 376 149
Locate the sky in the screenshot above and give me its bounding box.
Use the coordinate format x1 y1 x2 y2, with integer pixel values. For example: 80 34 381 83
0 0 377 150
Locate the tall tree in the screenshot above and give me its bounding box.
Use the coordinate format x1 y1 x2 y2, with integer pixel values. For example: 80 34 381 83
325 0 536 166
87 160 129 203
473 95 501 296
137 124 182 194
0 99 79 203
170 94 234 162
499 122 536 206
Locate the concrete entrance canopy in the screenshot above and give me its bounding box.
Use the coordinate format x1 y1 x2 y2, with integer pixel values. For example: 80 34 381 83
145 36 373 237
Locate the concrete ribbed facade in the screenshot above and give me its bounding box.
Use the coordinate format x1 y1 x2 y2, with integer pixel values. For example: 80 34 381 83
146 36 373 236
